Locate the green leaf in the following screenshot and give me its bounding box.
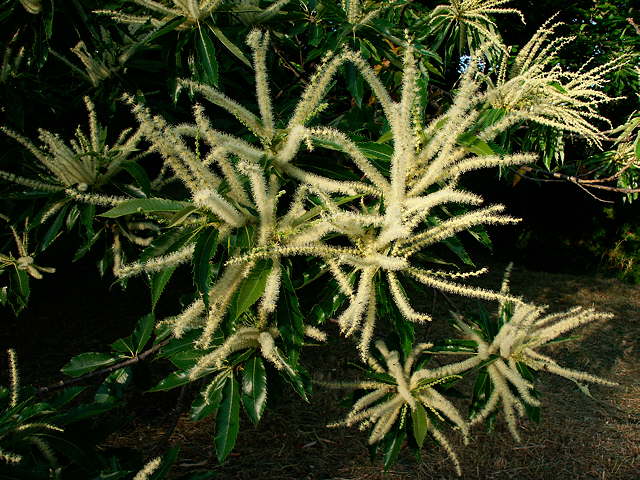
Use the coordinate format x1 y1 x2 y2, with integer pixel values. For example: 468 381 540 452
191 374 227 421
73 227 103 262
275 264 305 348
196 26 219 86
40 203 70 251
110 314 155 355
94 367 131 403
99 198 187 218
9 268 30 313
208 25 251 67
411 403 429 448
547 81 568 94
168 347 208 370
346 63 364 108
61 352 122 378
150 445 181 480
49 386 86 408
469 369 492 417
279 356 310 402
442 235 474 266
193 226 218 308
52 400 118 425
132 313 155 353
148 371 191 392
457 133 495 156
376 130 393 143
121 161 152 196
382 429 406 470
356 141 393 161
150 267 176 311
166 206 199 227
429 338 477 353
66 204 80 230
241 357 267 424
227 259 272 321
111 336 134 355
119 16 186 63
215 375 240 462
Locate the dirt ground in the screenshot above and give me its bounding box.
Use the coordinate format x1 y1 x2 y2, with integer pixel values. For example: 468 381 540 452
105 263 640 480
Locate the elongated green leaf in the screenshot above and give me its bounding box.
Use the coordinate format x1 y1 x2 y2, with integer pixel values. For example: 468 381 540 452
121 161 151 195
65 204 80 231
100 198 187 218
196 26 218 86
275 264 305 348
49 386 86 408
241 357 267 424
150 266 176 311
469 369 492 417
73 227 103 262
193 227 218 308
458 133 495 156
119 17 186 63
40 203 70 251
382 429 406 470
110 313 155 355
208 25 251 67
148 371 190 392
356 141 393 161
227 259 272 321
132 313 155 353
441 235 475 266
166 206 199 227
51 401 118 426
168 347 208 370
61 352 122 378
9 268 30 313
191 374 227 421
346 63 364 108
215 375 240 462
412 403 428 448
110 336 134 355
279 355 310 402
150 445 181 480
94 367 131 403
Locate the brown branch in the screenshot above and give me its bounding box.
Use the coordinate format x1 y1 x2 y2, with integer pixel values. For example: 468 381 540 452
37 338 171 395
520 167 640 202
577 157 639 184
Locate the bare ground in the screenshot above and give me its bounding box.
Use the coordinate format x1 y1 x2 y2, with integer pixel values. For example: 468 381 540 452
106 263 640 480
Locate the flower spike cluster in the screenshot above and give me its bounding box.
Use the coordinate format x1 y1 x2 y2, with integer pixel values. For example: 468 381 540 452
326 341 468 476
419 296 617 440
189 324 327 379
125 29 549 361
1 97 145 196
429 0 525 54
121 32 621 467
481 19 626 147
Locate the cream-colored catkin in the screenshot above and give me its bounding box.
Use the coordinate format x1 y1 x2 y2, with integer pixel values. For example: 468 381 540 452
193 189 245 227
132 457 162 480
7 349 18 407
387 272 432 323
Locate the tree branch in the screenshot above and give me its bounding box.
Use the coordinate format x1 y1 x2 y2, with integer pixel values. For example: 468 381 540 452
37 339 171 395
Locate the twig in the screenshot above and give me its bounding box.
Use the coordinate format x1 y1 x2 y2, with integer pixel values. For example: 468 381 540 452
514 167 640 203
36 338 171 395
